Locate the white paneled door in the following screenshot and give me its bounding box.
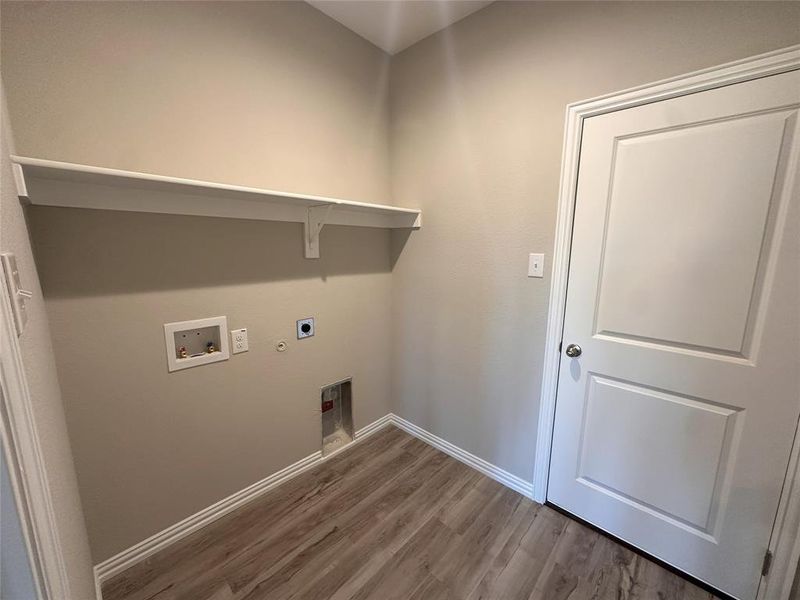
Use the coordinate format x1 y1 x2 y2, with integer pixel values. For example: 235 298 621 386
548 69 800 600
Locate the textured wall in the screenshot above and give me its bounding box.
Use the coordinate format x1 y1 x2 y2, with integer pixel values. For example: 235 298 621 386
1 0 391 203
389 1 800 482
4 0 800 571
2 0 394 562
0 85 95 597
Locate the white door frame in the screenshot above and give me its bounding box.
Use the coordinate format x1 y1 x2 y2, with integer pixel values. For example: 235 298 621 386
533 44 800 599
0 258 71 598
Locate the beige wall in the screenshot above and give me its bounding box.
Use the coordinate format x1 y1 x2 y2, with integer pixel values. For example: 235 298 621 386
388 1 800 481
2 1 394 562
1 0 390 202
0 85 96 597
28 209 393 564
4 0 800 572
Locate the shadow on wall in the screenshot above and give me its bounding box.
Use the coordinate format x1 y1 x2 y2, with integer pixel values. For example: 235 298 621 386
27 206 402 298
390 227 414 269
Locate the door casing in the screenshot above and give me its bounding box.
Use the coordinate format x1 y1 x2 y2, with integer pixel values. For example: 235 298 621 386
533 44 800 600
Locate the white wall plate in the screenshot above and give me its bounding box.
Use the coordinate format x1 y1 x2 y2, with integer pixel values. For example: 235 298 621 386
231 328 248 354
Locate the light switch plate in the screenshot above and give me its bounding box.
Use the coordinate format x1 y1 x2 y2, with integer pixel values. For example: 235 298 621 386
2 253 32 336
528 253 545 278
231 328 248 354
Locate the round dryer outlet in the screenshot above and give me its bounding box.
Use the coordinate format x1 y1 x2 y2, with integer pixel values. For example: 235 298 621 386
296 318 314 339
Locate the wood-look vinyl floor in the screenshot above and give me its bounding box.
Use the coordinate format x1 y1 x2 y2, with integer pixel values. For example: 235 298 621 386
102 425 719 600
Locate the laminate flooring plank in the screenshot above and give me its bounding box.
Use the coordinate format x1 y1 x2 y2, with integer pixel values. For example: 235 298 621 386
232 444 449 600
334 444 448 542
433 487 523 598
235 525 350 600
465 501 542 600
180 448 420 599
104 427 408 600
566 531 638 600
631 556 716 600
103 426 721 600
347 516 459 600
529 519 601 600
407 575 459 600
300 458 478 600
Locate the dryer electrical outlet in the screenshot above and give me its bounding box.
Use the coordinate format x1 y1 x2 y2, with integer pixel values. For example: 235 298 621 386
296 317 314 339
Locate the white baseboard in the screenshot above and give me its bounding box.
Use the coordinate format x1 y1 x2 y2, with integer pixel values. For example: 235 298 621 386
94 413 393 592
389 414 535 500
93 412 533 597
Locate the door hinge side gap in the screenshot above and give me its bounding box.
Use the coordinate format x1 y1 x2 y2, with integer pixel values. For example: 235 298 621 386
761 549 773 577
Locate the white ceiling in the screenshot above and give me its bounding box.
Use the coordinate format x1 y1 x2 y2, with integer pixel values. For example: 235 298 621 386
306 1 494 55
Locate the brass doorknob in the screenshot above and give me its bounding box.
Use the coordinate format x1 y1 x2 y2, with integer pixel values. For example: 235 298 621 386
565 344 582 358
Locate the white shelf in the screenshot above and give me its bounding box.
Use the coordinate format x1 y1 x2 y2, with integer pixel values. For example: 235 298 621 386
11 156 421 258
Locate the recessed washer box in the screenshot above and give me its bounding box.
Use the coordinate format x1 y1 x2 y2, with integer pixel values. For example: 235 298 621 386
164 316 229 372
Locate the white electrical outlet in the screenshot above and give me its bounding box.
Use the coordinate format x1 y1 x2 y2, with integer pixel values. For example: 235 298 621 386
528 253 545 278
231 328 249 354
296 318 314 339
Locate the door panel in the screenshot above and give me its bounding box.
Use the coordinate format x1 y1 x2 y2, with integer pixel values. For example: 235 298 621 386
595 111 790 356
548 69 800 600
578 374 741 538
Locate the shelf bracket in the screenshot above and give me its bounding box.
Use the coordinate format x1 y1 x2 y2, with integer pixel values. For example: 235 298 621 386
304 204 334 259
12 163 28 199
